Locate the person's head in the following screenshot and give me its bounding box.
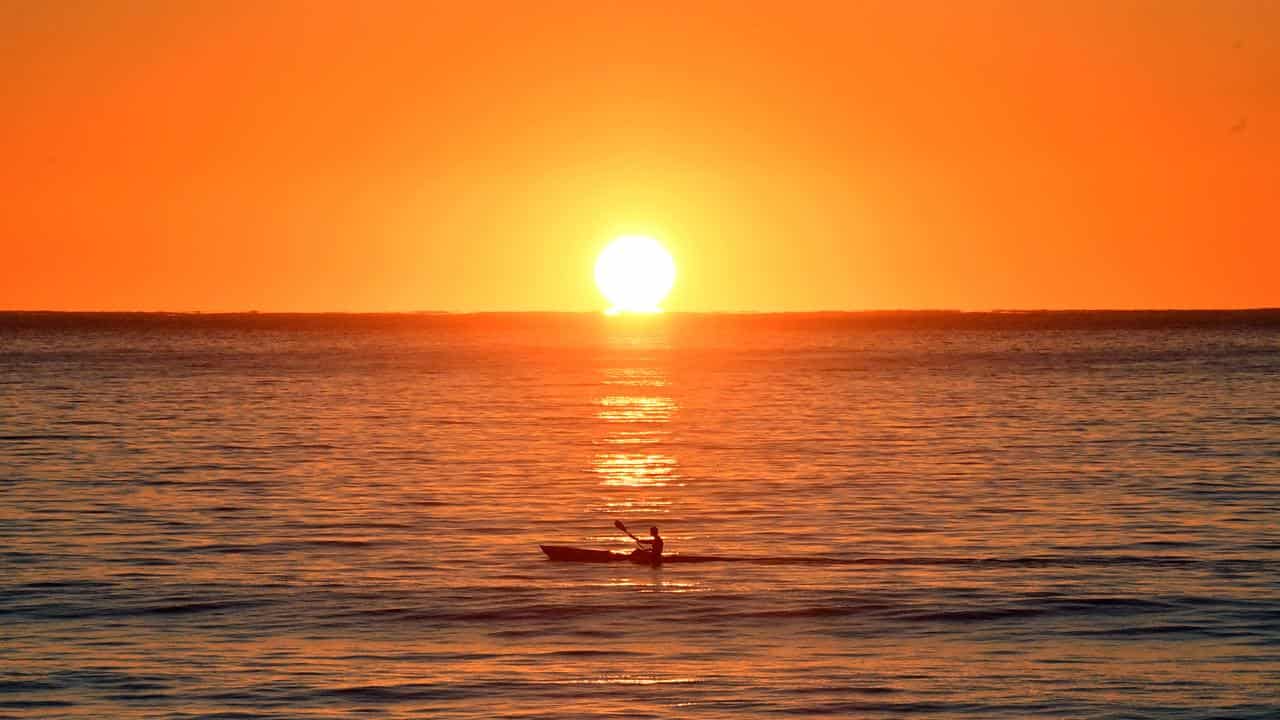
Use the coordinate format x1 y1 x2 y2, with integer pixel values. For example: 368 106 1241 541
650 526 660 537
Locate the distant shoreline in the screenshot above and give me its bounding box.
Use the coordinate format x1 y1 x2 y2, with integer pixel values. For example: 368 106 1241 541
4 308 1279 331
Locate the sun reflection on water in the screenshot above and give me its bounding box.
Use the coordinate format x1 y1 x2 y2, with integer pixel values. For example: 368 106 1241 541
599 431 668 446
592 347 680 523
599 578 705 593
594 452 680 487
596 395 676 424
602 367 669 388
557 676 700 685
587 500 672 516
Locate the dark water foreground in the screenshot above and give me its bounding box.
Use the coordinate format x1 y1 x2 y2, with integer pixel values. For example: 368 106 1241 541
2 312 1278 718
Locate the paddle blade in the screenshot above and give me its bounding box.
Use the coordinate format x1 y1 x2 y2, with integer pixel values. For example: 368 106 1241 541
613 520 627 531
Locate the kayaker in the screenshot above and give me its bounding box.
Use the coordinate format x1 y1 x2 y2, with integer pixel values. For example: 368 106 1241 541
633 526 664 565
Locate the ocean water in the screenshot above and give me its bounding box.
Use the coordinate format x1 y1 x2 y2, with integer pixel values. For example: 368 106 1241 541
2 311 1278 719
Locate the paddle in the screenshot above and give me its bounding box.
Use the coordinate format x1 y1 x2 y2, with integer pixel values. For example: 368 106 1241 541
614 519 643 545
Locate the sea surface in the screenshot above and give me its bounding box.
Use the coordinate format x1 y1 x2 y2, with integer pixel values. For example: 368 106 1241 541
2 311 1279 719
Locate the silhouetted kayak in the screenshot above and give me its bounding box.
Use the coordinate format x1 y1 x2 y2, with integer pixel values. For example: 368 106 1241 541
539 545 721 563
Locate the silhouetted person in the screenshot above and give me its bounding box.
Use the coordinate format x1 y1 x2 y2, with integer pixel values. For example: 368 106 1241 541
633 526 663 565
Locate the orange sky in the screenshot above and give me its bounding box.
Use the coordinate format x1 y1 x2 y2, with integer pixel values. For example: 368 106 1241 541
2 1 1276 312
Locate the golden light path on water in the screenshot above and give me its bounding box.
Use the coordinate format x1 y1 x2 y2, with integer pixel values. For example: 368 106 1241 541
577 323 707 692
594 364 680 493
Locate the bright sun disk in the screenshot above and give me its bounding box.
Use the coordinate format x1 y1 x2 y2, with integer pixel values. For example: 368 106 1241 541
595 236 676 314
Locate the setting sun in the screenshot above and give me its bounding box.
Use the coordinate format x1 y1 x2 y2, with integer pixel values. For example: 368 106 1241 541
594 236 676 315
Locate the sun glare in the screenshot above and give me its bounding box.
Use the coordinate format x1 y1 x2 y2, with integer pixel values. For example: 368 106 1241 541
595 236 676 314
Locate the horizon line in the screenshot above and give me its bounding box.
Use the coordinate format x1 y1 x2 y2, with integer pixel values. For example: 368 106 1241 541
3 308 1279 316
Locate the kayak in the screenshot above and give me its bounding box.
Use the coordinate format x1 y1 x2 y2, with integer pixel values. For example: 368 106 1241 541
539 545 720 564
540 545 633 562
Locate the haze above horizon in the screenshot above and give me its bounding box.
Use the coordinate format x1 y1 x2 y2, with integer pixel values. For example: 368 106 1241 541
3 2 1277 313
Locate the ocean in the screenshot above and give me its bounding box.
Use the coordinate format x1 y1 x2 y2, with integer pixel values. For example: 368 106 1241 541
2 311 1278 719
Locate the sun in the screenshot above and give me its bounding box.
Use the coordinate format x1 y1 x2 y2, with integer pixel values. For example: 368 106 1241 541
594 236 676 314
